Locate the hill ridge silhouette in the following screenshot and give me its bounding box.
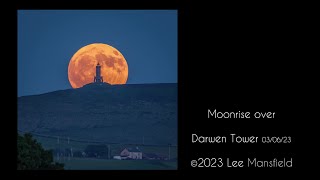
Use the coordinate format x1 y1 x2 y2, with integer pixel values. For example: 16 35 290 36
18 83 177 145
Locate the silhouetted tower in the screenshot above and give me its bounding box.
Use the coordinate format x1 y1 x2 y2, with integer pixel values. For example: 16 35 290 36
94 63 103 83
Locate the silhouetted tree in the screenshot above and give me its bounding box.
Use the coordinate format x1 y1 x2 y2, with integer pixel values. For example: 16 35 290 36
17 133 64 170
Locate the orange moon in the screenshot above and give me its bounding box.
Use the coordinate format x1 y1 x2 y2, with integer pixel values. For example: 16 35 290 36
68 43 128 88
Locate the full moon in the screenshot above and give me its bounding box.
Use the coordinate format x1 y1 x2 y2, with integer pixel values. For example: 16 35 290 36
68 43 128 88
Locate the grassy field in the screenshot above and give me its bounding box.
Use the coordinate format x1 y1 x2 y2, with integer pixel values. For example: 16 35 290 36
34 136 177 159
62 158 177 170
33 136 177 170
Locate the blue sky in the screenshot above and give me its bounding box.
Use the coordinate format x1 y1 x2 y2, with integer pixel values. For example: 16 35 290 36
18 10 177 97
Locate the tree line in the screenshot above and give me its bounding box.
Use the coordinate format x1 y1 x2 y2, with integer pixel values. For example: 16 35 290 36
17 133 64 170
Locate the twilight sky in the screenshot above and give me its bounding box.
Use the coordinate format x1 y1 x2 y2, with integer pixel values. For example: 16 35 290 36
18 10 177 97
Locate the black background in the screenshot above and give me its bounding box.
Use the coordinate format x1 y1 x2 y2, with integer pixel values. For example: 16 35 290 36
12 0 305 177
179 2 300 175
